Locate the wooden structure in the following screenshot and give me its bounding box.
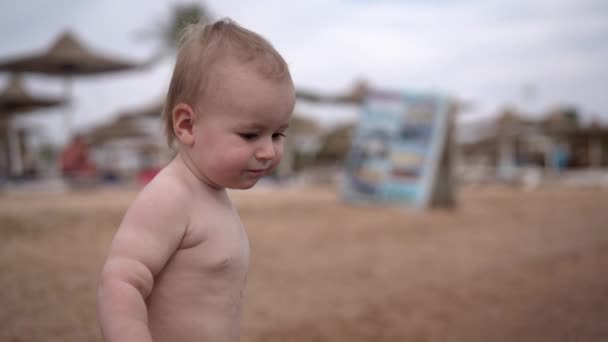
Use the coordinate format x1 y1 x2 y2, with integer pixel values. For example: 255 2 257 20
460 108 608 175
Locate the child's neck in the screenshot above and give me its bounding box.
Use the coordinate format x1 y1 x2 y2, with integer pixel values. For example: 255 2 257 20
174 150 225 194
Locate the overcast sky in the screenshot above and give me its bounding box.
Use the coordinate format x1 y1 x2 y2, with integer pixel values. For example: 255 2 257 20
0 0 606 144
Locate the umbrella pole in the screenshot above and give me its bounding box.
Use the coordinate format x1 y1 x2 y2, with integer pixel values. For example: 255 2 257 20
0 119 10 178
63 75 74 141
7 119 23 177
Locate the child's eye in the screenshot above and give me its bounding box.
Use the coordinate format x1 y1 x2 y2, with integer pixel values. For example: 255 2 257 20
239 133 258 141
272 132 286 141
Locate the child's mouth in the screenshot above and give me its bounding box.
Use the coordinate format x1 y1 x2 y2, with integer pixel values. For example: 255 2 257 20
246 169 267 177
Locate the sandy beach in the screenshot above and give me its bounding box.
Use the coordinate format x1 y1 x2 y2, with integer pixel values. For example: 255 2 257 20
1 184 607 341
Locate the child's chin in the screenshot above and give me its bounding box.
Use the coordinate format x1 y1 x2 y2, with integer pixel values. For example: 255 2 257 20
229 180 258 190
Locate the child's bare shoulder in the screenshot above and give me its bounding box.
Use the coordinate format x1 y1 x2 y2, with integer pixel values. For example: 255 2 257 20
103 167 194 282
122 167 193 229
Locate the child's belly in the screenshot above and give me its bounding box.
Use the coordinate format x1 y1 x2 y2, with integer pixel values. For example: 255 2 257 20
146 240 249 342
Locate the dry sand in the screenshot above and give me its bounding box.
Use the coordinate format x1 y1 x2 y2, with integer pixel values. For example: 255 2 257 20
0 184 607 341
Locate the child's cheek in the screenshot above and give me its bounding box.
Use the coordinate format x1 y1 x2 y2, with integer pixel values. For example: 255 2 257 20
270 149 283 170
275 145 284 163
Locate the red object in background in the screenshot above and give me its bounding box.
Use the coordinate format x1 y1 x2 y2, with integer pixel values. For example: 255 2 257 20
137 167 161 185
60 135 96 179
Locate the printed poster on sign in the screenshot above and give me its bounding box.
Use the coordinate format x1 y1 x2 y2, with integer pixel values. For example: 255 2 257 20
341 90 449 208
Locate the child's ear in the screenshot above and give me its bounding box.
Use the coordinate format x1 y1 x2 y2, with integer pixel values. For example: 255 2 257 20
172 103 195 146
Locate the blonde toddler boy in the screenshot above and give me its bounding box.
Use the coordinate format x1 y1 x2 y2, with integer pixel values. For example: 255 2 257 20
97 18 295 342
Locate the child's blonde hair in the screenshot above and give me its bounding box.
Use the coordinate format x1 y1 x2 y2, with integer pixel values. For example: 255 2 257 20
162 18 291 147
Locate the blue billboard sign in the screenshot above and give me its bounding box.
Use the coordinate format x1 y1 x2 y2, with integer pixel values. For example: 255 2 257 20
341 90 450 208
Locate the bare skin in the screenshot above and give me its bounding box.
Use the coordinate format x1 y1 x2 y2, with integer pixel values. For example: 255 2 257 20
97 156 250 342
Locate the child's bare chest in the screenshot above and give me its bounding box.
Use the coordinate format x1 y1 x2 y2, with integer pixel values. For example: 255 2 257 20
147 202 250 341
176 208 250 278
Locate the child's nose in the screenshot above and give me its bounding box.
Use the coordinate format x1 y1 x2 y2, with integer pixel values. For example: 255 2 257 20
255 138 276 161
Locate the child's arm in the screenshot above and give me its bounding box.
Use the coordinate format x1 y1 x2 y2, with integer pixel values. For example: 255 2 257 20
97 185 190 342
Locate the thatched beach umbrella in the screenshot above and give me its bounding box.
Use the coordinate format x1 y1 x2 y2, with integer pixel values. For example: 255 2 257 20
0 32 140 75
0 75 65 115
87 119 149 147
0 31 142 136
296 80 369 105
115 100 163 121
0 75 65 176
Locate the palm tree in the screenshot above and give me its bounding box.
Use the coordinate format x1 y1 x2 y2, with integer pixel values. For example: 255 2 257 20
136 2 213 64
164 3 212 50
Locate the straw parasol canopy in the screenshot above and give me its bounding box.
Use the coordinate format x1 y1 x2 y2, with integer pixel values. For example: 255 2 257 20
296 80 369 105
87 119 149 146
0 32 141 75
115 100 164 121
0 74 65 116
0 31 142 136
0 75 65 177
